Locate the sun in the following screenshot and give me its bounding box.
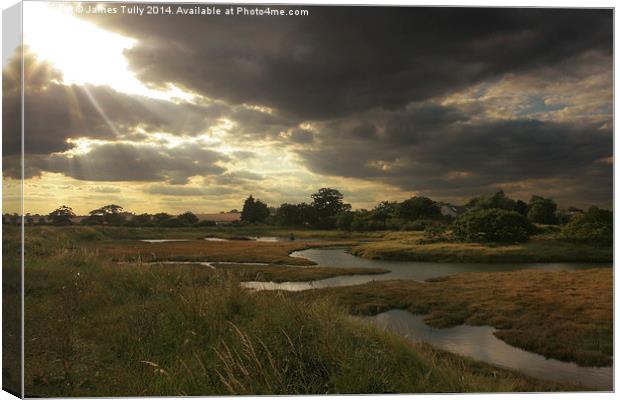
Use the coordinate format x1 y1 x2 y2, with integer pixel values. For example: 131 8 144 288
23 1 194 102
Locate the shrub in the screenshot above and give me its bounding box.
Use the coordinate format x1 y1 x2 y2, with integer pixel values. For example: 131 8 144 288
452 208 534 243
195 220 217 227
527 196 558 225
159 218 186 228
177 211 199 225
336 211 354 231
560 206 612 246
401 219 437 231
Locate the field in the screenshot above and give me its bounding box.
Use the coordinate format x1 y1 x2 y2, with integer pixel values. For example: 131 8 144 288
2 225 612 394
350 234 613 263
304 268 613 366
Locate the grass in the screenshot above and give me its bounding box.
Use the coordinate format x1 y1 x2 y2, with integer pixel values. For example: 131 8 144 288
22 247 580 396
7 225 611 394
210 263 389 282
23 225 386 241
304 268 612 367
2 228 22 395
351 235 612 263
90 239 355 265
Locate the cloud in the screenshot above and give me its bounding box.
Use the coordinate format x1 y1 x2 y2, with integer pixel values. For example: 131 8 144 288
2 51 307 164
82 7 611 119
297 106 612 205
18 142 229 184
144 185 239 197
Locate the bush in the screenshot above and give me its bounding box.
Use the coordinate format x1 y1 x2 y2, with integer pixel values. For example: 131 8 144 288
158 218 186 228
560 206 612 246
452 208 534 243
401 219 437 231
527 196 557 225
195 220 217 227
336 211 354 231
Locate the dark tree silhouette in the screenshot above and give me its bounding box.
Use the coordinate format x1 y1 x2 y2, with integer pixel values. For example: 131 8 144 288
49 205 75 226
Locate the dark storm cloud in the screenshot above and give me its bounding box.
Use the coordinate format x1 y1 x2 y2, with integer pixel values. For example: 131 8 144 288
287 128 314 144
16 142 228 183
83 7 611 119
297 106 612 205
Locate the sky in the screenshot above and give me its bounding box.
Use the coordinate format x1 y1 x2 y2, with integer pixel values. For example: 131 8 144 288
2 2 613 215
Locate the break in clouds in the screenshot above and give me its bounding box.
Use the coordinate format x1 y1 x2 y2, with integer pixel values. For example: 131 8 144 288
4 5 613 211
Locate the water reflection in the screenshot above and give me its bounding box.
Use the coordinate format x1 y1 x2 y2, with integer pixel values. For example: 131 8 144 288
242 248 608 291
367 309 612 391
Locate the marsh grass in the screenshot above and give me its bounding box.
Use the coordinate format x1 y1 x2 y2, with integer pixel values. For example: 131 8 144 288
90 239 359 265
210 263 389 282
306 268 613 367
351 236 612 263
21 241 579 395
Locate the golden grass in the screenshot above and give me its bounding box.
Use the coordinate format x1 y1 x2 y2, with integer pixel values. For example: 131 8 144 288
23 251 581 396
351 237 612 263
210 263 389 282
90 240 354 265
304 268 613 366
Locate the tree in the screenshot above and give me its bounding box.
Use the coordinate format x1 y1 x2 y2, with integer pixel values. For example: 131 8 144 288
452 208 534 243
397 196 441 221
241 195 270 223
49 205 75 226
126 213 152 227
310 188 351 229
467 190 517 211
276 203 305 226
153 213 173 224
177 211 199 225
560 206 612 246
371 201 398 229
241 195 256 222
86 204 126 226
515 200 528 216
336 211 355 231
527 195 557 225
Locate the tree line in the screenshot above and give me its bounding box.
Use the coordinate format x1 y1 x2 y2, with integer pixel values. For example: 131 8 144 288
7 187 611 246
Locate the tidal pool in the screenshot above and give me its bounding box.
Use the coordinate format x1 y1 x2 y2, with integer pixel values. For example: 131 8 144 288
366 309 612 391
242 247 608 291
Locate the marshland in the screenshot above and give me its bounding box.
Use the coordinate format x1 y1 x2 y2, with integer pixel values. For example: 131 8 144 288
4 189 613 395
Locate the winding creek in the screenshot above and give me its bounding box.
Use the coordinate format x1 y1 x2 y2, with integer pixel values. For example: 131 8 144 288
137 241 612 389
367 309 612 391
240 247 612 390
242 247 607 290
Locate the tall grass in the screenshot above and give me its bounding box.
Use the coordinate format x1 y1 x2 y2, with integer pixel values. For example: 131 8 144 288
22 240 576 396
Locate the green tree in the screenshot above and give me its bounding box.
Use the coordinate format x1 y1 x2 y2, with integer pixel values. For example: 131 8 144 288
467 190 517 211
371 201 398 229
452 208 534 243
336 211 355 231
241 195 270 223
515 200 528 216
85 204 126 226
49 205 75 226
310 188 351 229
177 211 199 225
527 196 557 225
560 206 612 246
276 203 305 226
153 213 173 224
130 213 152 227
397 196 441 221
